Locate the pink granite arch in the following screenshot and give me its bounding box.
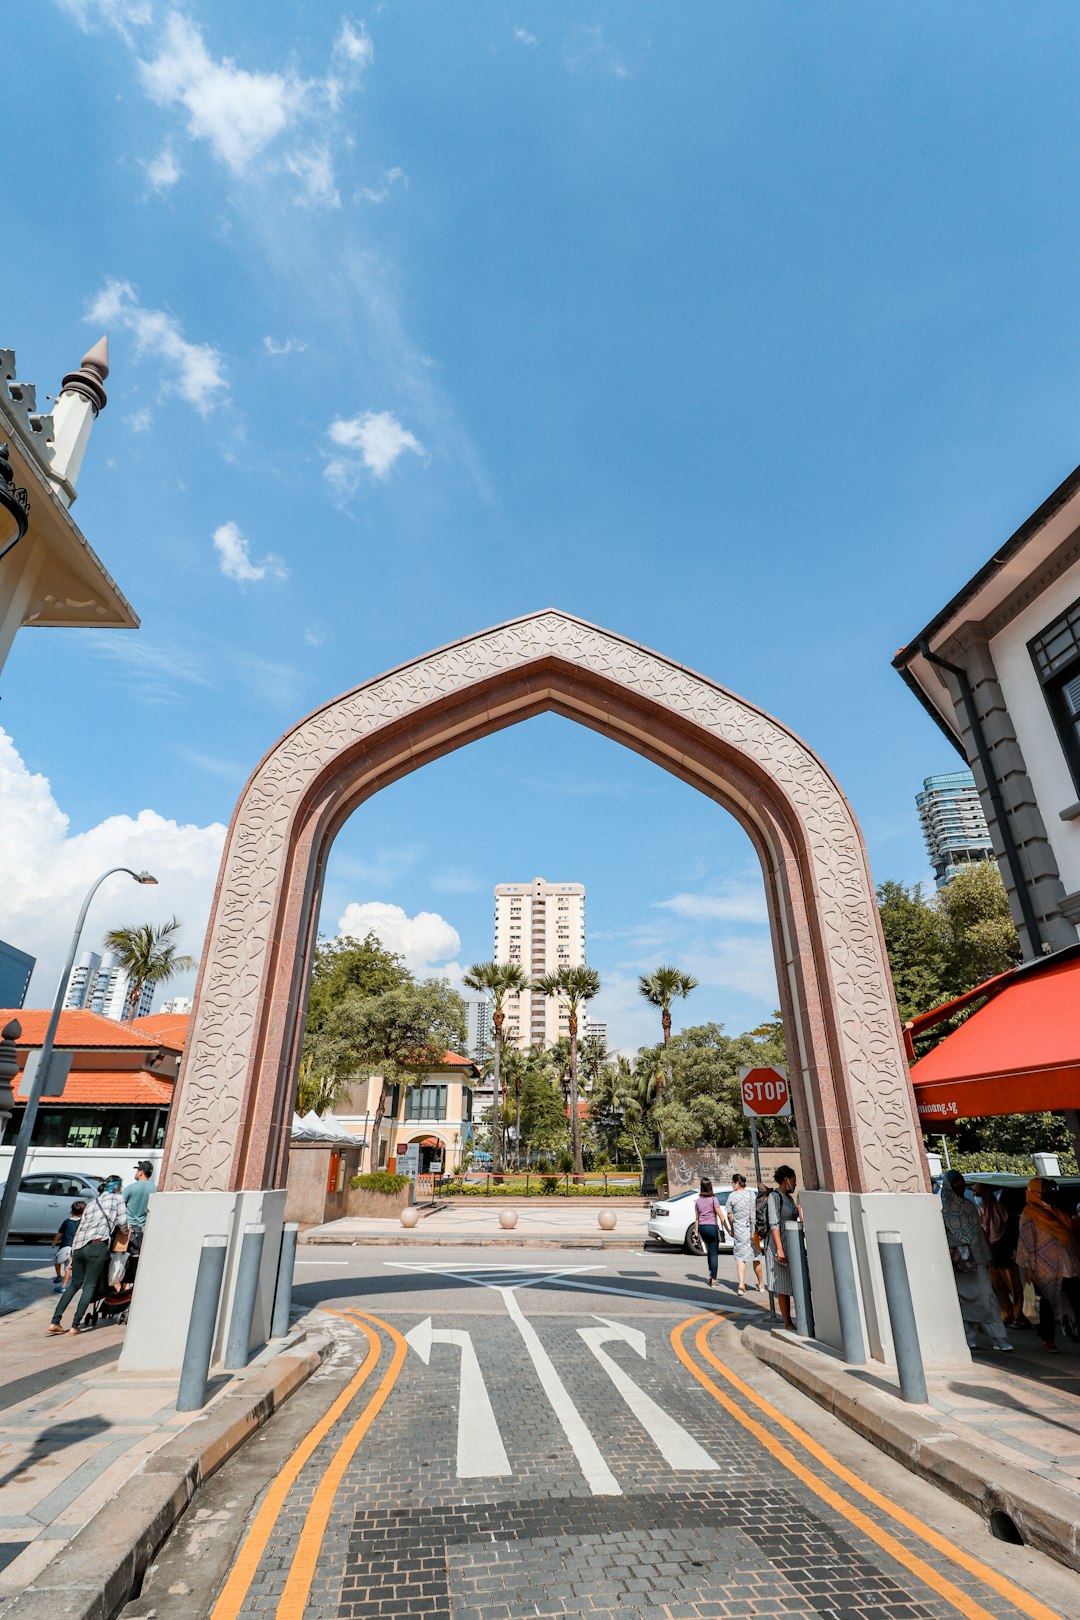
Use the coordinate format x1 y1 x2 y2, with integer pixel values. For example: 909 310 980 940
161 611 925 1197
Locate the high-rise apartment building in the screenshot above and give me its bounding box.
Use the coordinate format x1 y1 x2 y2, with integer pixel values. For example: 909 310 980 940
64 950 102 1011
916 770 995 889
64 950 154 1019
493 878 586 1050
463 996 492 1067
0 939 34 1007
585 1020 608 1051
160 996 193 1015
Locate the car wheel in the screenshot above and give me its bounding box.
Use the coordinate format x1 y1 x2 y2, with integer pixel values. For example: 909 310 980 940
683 1228 703 1256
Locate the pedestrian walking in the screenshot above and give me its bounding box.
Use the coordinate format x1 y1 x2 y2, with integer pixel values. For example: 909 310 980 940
51 1200 84 1294
1017 1176 1080 1353
726 1172 763 1294
693 1177 729 1289
765 1165 800 1331
123 1160 156 1252
48 1184 128 1335
940 1170 1012 1352
971 1181 1028 1328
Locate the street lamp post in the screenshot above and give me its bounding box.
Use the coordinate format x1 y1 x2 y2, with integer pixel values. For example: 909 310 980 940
0 867 157 1258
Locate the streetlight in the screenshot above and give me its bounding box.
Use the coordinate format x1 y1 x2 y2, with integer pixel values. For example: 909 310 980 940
0 867 157 1258
0 443 29 564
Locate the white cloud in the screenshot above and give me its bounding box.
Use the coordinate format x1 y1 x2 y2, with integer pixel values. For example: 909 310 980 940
432 867 482 895
88 279 228 415
565 25 630 79
212 520 287 584
142 143 181 191
324 409 424 494
358 166 407 204
0 727 225 1008
263 335 308 356
139 12 308 174
336 901 461 979
57 0 151 34
125 406 153 433
334 19 374 68
514 27 538 46
655 888 768 924
285 144 340 209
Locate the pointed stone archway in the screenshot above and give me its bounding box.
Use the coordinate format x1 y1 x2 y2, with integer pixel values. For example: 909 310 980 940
161 609 924 1200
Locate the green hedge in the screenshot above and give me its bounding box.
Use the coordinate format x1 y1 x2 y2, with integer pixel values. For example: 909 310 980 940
441 1180 642 1198
350 1171 411 1194
951 1150 1079 1177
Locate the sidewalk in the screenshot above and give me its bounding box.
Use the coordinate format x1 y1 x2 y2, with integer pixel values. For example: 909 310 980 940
301 1199 653 1247
0 1250 329 1619
746 1318 1080 1572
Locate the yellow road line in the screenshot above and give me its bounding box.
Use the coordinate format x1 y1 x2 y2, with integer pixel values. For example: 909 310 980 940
274 1310 408 1620
671 1314 1062 1620
211 1315 382 1620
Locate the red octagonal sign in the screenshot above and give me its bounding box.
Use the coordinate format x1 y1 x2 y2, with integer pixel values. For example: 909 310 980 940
739 1065 792 1118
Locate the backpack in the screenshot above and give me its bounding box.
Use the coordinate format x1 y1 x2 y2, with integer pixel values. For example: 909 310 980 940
754 1190 772 1240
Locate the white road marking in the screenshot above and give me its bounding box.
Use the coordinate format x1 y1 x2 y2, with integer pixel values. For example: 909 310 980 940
405 1317 510 1478
578 1317 718 1471
295 1260 350 1266
498 1287 620 1496
540 1274 753 1314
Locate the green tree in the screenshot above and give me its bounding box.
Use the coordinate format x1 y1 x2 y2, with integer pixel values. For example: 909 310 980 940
101 917 196 1021
638 965 698 1144
305 932 412 1038
295 1052 349 1115
876 881 950 1024
937 861 1021 989
309 979 466 1172
535 964 601 1180
462 961 530 1178
519 1059 568 1163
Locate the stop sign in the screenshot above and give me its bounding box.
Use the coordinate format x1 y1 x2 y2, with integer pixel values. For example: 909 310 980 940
739 1065 792 1118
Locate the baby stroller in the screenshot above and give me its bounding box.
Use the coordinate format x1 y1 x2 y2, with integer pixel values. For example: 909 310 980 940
88 1244 140 1327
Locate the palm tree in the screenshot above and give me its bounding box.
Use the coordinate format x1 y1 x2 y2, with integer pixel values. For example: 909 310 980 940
534 964 600 1181
463 961 530 1178
637 965 698 1139
102 917 196 1021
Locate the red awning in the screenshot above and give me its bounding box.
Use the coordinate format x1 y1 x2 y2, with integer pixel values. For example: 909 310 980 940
910 950 1080 1122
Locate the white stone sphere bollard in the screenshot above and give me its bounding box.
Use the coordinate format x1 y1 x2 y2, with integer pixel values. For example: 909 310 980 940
598 1209 617 1231
499 1208 518 1229
400 1206 419 1228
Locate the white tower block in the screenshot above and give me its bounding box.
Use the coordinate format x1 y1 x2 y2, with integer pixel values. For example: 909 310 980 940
46 336 109 505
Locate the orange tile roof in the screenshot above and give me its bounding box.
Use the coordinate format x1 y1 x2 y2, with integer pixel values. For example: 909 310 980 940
12 1068 175 1107
132 1013 189 1050
0 1010 168 1050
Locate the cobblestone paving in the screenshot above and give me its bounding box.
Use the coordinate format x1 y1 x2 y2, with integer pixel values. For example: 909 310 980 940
222 1302 1044 1620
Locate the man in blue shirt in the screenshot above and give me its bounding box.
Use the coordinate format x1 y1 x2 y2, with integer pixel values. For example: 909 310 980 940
123 1160 156 1249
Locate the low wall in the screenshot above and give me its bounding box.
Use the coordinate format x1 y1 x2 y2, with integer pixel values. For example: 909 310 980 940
664 1146 804 1193
346 1183 414 1219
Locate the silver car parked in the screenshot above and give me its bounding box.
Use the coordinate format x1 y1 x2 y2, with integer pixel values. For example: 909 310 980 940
0 1171 103 1241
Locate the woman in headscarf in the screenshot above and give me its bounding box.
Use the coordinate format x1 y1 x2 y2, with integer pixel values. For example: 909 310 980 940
940 1170 1012 1352
1017 1178 1080 1353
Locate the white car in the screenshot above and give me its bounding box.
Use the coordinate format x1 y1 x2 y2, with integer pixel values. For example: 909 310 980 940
0 1171 104 1241
647 1186 736 1255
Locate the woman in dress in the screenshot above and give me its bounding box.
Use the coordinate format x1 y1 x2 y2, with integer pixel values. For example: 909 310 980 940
940 1170 1012 1353
726 1172 762 1294
1017 1177 1080 1353
692 1177 728 1289
765 1165 800 1331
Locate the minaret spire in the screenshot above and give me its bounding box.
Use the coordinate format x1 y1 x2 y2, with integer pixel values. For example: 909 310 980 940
46 336 111 503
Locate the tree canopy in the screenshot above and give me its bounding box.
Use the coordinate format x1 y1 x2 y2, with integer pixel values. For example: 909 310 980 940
305 932 412 1038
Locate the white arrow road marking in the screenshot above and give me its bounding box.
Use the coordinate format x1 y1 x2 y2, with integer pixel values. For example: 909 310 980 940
405 1317 510 1478
577 1317 718 1472
499 1288 620 1496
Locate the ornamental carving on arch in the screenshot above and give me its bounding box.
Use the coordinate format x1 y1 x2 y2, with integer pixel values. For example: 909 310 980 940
170 612 920 1193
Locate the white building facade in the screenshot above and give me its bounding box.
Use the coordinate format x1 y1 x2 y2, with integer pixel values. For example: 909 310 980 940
63 950 153 1019
494 878 586 1051
896 462 1080 956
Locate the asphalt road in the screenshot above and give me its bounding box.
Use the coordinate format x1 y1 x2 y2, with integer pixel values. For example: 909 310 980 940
125 1244 1076 1620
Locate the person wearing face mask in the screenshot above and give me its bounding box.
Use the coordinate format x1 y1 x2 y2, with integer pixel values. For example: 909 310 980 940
940 1170 1012 1353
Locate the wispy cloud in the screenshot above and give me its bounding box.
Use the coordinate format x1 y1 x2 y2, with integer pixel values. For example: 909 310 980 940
333 844 427 889
285 144 340 209
125 406 153 433
655 888 768 924
565 25 630 79
514 27 538 47
87 278 228 415
324 409 425 495
57 0 150 38
173 744 246 783
142 143 181 192
432 866 483 895
87 633 211 702
358 166 407 204
212 520 287 584
263 334 307 356
230 650 303 711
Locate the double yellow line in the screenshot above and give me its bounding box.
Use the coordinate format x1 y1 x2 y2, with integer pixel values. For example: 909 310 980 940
672 1313 1063 1620
212 1308 406 1620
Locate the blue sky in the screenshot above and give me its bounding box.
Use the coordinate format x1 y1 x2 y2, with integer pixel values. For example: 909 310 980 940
3 2 1080 1050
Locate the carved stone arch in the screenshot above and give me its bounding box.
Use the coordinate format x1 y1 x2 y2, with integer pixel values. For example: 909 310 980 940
162 610 924 1196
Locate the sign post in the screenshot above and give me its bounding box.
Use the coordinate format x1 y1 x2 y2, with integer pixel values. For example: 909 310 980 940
739 1066 792 1185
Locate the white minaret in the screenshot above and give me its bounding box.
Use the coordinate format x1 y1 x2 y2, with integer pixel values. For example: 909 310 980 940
46 335 109 505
